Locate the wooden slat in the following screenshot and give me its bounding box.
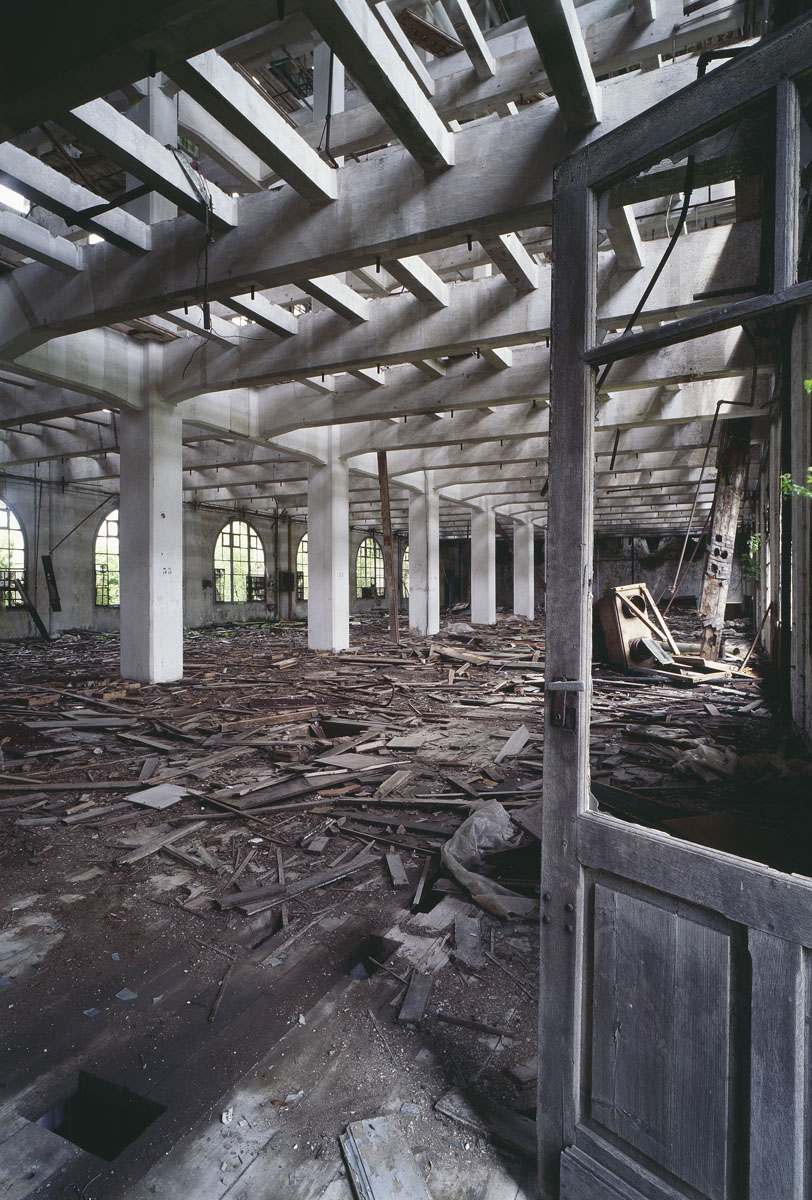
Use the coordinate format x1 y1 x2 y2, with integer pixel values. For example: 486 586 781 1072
748 930 806 1197
579 811 812 947
590 884 732 1199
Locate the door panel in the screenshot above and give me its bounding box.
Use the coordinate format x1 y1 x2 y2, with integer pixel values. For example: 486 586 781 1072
589 884 735 1200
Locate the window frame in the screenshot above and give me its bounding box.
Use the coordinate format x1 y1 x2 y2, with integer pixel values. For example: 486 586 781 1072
296 532 308 601
94 508 120 608
0 499 26 609
213 519 267 604
355 535 385 599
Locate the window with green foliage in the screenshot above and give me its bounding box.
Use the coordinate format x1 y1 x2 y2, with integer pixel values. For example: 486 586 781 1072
401 545 409 598
356 536 384 598
0 499 25 608
296 533 308 600
94 509 120 607
213 520 266 603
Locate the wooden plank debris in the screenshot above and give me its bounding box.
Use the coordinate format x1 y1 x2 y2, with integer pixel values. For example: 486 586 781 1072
115 821 207 865
398 970 433 1023
385 852 409 887
494 724 530 764
340 1115 433 1200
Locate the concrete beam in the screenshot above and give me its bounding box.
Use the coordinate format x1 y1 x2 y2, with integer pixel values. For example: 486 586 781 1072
226 293 299 336
385 256 449 309
61 98 237 230
373 2 436 98
177 91 268 193
300 275 370 323
0 142 150 256
0 59 705 354
479 233 538 292
443 0 496 80
606 204 644 271
168 51 338 205
522 0 601 131
0 211 83 275
304 0 454 173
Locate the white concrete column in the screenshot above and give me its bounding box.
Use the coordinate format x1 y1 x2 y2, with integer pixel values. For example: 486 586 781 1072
513 518 535 618
307 445 350 651
128 74 178 223
470 503 496 624
119 386 184 682
408 478 439 636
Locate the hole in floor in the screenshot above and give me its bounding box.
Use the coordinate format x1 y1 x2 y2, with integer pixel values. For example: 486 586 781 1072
34 1071 166 1161
347 935 400 980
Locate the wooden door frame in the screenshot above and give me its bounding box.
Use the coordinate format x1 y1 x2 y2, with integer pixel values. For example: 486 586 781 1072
538 16 812 1198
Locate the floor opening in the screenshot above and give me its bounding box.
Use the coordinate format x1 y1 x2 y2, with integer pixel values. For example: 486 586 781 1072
35 1071 166 1161
347 935 400 980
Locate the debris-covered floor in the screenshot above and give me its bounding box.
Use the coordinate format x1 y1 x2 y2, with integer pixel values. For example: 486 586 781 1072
1 610 809 1199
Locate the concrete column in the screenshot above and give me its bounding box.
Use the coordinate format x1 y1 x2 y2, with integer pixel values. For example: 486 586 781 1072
470 503 496 624
128 74 178 223
408 480 439 636
307 447 350 651
513 518 535 618
119 387 184 682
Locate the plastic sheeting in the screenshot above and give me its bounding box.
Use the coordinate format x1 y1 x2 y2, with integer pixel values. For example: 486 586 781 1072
441 798 537 919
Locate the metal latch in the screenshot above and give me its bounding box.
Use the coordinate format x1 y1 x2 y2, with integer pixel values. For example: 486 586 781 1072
547 678 585 731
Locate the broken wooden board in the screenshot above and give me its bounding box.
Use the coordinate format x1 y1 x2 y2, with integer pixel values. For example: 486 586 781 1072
128 783 189 810
494 725 530 764
115 821 207 865
398 970 433 1024
453 915 485 972
435 1088 537 1157
385 852 409 888
340 1115 433 1200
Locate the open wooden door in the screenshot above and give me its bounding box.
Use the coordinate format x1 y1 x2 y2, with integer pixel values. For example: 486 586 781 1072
538 24 812 1200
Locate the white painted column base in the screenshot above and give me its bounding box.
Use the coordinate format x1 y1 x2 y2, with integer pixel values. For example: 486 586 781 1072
408 480 440 636
513 518 535 618
470 503 496 625
119 392 184 682
308 447 350 651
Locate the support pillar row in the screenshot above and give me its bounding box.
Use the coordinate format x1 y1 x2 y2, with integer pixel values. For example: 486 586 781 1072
513 518 535 618
308 448 350 651
408 480 440 636
119 392 184 682
471 503 496 625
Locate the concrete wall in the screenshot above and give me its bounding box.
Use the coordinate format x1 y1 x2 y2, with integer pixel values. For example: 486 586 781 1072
0 480 303 638
593 534 744 610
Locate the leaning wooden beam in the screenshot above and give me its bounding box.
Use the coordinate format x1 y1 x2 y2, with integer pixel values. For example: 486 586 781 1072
0 211 83 275
479 233 539 292
698 418 751 658
0 142 150 255
168 50 338 205
522 0 601 131
303 0 455 173
61 98 237 230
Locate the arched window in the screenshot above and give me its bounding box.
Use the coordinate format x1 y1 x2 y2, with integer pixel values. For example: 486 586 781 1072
94 509 120 607
296 533 308 601
401 545 409 598
0 499 25 608
214 520 266 603
356 536 384 599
